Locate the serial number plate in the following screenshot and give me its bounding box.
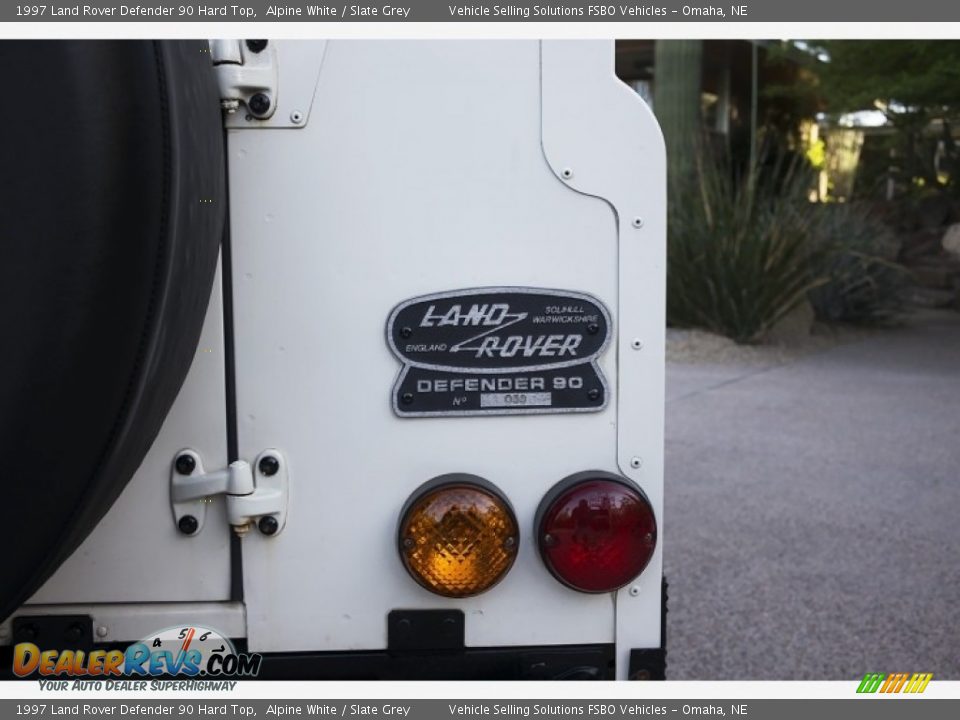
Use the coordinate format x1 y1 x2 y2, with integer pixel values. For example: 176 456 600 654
481 392 552 408
386 287 611 417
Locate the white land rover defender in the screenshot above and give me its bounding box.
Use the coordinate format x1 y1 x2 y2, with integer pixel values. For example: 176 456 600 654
0 39 666 681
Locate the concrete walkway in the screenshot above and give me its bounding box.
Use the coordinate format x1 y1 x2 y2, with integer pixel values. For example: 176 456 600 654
664 310 960 679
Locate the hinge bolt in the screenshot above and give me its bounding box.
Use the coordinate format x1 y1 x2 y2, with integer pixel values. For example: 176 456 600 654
175 454 196 476
177 515 199 535
258 455 280 477
258 516 279 536
248 93 271 116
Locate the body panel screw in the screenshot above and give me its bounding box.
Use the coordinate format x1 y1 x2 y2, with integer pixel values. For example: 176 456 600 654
64 623 84 643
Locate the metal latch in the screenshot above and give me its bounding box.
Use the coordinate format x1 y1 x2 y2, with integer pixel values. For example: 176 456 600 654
170 449 288 538
209 39 279 120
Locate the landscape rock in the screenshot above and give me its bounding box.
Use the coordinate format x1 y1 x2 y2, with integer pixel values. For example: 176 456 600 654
943 223 960 259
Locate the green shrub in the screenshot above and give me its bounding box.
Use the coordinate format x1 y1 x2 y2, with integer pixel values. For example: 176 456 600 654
807 204 910 324
667 150 829 344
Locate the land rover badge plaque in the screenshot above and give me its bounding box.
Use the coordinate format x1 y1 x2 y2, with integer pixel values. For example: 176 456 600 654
386 288 612 417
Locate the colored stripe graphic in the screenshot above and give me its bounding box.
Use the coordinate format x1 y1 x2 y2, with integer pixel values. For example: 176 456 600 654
857 672 932 694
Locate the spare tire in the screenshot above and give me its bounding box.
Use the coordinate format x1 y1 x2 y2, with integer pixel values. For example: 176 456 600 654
0 40 225 622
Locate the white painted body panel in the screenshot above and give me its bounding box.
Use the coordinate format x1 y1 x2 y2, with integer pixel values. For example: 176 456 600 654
229 41 665 674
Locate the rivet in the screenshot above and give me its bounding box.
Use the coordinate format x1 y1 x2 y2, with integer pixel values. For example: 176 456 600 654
631 338 643 350
628 585 641 597
96 626 109 638
632 216 644 228
290 110 304 124
630 457 643 469
561 168 574 180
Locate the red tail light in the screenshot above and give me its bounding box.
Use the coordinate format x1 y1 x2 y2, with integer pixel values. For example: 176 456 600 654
536 472 657 593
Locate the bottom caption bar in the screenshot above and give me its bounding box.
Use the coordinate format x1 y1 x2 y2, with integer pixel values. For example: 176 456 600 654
2 700 959 720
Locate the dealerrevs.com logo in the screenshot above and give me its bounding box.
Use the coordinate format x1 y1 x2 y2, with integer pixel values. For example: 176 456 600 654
13 625 261 680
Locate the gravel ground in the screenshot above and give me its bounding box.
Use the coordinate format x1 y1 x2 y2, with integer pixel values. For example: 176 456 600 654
667 323 874 367
663 310 960 679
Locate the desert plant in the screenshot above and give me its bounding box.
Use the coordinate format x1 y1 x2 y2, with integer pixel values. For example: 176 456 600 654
808 204 911 324
667 147 829 344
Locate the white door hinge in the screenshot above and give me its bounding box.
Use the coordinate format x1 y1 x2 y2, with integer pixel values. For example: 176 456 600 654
170 449 288 538
209 39 279 121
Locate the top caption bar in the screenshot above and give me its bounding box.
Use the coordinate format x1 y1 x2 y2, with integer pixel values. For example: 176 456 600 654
4 0 959 22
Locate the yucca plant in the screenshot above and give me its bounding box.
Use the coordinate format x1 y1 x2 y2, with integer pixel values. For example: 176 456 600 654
667 146 829 344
